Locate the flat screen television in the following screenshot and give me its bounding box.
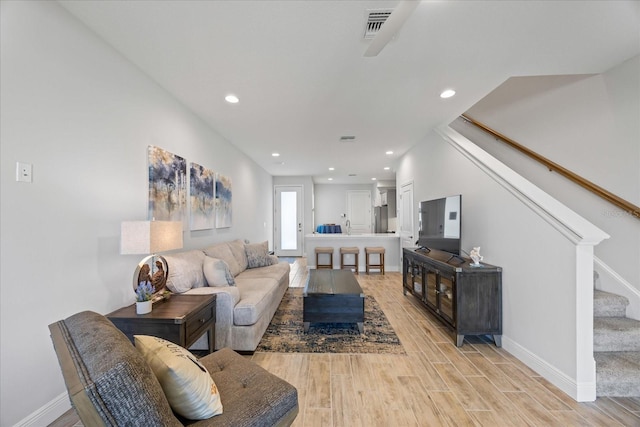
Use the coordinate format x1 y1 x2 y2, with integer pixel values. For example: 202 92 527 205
418 194 462 255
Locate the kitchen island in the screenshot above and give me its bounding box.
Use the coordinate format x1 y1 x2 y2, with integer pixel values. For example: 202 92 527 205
305 233 400 272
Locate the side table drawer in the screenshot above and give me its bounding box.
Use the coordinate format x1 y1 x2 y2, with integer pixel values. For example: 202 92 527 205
186 304 215 344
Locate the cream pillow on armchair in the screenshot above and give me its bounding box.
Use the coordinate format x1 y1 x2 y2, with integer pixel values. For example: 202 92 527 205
134 335 223 420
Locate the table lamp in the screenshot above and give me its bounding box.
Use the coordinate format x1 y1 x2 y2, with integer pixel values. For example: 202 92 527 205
120 220 183 296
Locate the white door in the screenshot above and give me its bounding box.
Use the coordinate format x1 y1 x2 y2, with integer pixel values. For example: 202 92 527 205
400 181 415 250
274 185 303 257
346 190 371 234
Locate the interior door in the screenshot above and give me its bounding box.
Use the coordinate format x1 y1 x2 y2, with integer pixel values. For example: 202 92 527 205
400 181 415 249
346 190 371 234
274 185 303 257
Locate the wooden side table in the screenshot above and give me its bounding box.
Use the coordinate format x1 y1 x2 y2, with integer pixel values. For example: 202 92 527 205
107 294 216 354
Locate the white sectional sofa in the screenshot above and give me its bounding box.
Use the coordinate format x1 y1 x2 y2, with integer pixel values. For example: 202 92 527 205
162 239 290 352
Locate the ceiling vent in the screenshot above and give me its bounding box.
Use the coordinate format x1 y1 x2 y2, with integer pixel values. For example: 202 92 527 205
363 9 393 39
339 136 356 142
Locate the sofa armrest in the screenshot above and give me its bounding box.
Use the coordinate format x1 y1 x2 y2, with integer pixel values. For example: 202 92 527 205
183 286 240 349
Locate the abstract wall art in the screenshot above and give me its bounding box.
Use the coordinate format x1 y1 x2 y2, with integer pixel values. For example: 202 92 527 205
148 146 187 222
189 162 215 230
215 173 232 228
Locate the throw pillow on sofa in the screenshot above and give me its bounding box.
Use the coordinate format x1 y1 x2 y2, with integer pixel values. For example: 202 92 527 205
203 256 235 286
245 241 276 268
227 239 249 272
134 335 223 420
203 243 243 277
164 251 207 293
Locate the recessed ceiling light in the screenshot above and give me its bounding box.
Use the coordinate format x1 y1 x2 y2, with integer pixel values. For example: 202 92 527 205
384 167 390 170
385 151 393 155
328 178 333 181
440 89 456 99
371 177 377 181
328 167 335 171
272 153 280 157
225 94 239 103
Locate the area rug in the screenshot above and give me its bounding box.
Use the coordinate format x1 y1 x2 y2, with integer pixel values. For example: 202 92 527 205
256 288 405 354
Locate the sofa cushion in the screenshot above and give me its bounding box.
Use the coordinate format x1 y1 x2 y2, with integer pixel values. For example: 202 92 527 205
165 250 206 293
227 239 249 273
232 278 280 326
135 335 223 420
203 243 242 278
237 262 290 283
245 241 276 268
203 256 235 287
196 348 299 426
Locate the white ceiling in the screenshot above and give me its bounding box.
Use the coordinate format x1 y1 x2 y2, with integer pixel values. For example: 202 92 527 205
59 0 639 184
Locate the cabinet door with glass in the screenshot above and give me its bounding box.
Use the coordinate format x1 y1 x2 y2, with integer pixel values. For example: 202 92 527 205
437 271 456 326
424 266 439 311
404 256 425 300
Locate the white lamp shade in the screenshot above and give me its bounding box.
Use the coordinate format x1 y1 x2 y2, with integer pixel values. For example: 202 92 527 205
120 221 183 255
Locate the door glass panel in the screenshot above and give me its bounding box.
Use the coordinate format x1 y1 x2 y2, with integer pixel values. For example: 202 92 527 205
280 191 297 250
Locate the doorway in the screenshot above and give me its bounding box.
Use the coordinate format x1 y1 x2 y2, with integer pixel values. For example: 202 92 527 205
274 185 303 257
399 181 415 250
346 190 372 234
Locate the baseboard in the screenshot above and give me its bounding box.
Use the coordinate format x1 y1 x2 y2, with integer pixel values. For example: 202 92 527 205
13 392 71 427
502 336 596 402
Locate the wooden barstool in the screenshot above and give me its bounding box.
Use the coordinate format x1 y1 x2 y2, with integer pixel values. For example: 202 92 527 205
339 247 359 274
315 247 334 269
365 247 385 275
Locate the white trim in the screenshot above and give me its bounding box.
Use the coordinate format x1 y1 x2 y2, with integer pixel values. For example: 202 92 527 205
435 126 609 245
436 125 606 403
12 392 71 427
595 256 640 320
575 245 596 401
502 336 596 402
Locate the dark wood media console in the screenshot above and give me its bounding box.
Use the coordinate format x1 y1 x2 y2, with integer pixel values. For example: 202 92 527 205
402 247 502 347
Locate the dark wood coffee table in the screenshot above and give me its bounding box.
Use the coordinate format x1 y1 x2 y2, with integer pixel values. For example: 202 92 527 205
303 269 365 333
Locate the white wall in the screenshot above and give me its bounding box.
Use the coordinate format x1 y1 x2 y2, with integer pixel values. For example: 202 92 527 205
452 56 640 293
396 58 637 400
0 2 273 425
397 127 585 398
314 184 373 229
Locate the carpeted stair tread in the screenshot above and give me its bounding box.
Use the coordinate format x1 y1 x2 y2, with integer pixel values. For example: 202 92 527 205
594 290 629 318
595 351 640 397
594 317 640 352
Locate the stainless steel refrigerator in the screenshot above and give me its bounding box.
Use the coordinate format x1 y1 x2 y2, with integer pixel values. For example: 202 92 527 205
374 206 388 233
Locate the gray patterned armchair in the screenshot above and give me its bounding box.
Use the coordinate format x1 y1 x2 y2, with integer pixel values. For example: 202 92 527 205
49 311 298 426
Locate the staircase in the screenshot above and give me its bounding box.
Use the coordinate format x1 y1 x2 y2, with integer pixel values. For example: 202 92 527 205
593 290 640 396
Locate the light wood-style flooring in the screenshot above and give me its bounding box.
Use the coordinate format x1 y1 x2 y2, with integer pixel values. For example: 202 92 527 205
50 258 640 427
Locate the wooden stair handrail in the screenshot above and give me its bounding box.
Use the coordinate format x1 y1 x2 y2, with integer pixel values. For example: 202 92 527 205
461 114 640 220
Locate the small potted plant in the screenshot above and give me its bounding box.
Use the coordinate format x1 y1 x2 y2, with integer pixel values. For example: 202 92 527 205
135 282 155 315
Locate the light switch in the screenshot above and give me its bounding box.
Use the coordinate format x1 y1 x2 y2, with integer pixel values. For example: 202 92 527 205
16 162 32 183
